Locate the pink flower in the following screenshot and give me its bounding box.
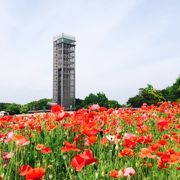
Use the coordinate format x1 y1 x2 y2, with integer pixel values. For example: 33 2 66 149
14 135 30 146
122 167 135 176
141 114 147 120
4 132 14 143
3 152 13 160
2 152 13 167
123 133 136 140
89 104 100 111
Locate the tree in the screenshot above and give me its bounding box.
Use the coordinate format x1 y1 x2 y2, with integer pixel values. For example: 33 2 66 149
0 103 10 111
127 84 165 107
76 92 121 109
20 105 29 114
25 98 52 111
84 93 98 106
108 100 121 108
96 92 109 107
75 98 84 109
82 92 109 108
127 95 144 108
35 98 52 110
161 76 180 102
5 103 21 115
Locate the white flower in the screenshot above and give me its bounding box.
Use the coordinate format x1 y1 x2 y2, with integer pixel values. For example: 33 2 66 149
106 135 115 142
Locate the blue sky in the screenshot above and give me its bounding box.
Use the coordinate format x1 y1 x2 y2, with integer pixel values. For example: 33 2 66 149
0 0 180 104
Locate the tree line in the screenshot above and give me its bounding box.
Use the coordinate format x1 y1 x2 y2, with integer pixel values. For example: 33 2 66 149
0 76 179 114
75 92 121 109
0 98 52 115
75 76 180 108
127 76 180 107
0 93 121 115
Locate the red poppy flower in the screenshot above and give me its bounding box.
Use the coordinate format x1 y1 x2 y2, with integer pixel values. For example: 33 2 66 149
71 154 85 171
71 149 98 171
139 148 156 159
143 161 153 168
82 126 99 136
169 153 180 164
36 144 45 150
124 139 137 149
61 141 80 153
161 152 170 163
109 169 119 178
162 134 170 139
84 135 97 146
119 148 134 157
176 124 180 129
41 147 52 154
100 138 109 145
47 124 57 131
150 143 159 152
137 125 150 134
136 134 152 144
74 134 82 142
19 164 33 176
26 167 45 180
51 105 64 113
158 139 168 147
157 120 169 131
99 107 107 112
158 159 169 169
83 149 98 166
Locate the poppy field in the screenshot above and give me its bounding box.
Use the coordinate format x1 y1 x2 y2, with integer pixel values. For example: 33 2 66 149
0 102 180 180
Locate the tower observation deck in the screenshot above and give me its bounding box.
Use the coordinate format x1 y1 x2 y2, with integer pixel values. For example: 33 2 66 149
53 33 75 109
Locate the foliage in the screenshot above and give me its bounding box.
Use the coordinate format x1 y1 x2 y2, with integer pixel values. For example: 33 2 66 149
127 84 166 107
20 104 30 114
0 103 8 110
75 92 121 109
25 98 52 112
75 98 84 110
127 76 180 107
161 76 180 102
0 99 52 115
5 103 21 115
108 100 121 108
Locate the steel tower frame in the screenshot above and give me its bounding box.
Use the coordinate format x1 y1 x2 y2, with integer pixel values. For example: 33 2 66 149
53 33 75 109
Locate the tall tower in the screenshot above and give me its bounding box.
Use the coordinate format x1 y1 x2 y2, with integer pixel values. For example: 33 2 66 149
53 33 75 109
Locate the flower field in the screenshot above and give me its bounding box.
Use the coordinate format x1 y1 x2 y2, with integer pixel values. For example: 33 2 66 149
0 102 180 180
